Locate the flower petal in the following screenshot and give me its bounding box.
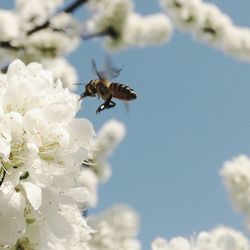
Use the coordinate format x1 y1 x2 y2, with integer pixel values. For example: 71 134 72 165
22 182 42 210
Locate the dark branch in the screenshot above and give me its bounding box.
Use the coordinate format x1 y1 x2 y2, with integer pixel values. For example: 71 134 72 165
81 26 120 40
0 42 25 72
0 41 22 51
64 0 88 13
27 0 88 36
0 64 8 73
27 20 50 36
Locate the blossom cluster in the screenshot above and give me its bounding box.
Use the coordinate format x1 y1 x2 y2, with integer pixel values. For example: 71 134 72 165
1 0 79 59
0 0 79 89
84 0 173 50
159 0 250 61
80 119 126 207
88 205 141 250
151 226 250 250
0 59 95 249
221 155 250 228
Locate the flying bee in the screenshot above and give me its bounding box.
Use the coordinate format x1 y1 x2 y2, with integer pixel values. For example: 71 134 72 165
79 59 137 113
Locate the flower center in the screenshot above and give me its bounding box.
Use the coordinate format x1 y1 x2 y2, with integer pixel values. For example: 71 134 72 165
0 142 25 185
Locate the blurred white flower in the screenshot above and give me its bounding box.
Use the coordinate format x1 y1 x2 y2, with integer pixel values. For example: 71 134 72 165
221 155 250 217
84 0 133 40
18 14 80 62
195 226 250 250
151 226 250 250
47 204 93 250
88 205 141 250
41 57 78 90
0 7 80 64
224 27 250 61
159 0 250 61
93 119 125 158
84 0 172 50
15 0 63 29
168 237 191 250
123 13 172 47
79 168 98 207
0 10 20 41
83 119 126 182
160 0 202 31
151 237 168 250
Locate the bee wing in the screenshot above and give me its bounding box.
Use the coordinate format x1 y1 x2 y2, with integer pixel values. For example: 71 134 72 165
103 56 123 80
92 57 122 80
92 59 104 80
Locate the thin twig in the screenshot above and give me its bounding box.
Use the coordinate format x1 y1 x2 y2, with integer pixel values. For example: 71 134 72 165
81 26 120 40
64 0 88 13
0 41 22 51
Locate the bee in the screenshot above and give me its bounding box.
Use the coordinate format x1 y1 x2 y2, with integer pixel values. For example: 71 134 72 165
79 59 137 113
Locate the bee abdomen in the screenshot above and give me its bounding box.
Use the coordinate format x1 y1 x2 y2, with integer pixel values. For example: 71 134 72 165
109 83 137 101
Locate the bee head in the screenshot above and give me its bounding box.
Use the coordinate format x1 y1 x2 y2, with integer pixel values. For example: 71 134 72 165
79 80 97 100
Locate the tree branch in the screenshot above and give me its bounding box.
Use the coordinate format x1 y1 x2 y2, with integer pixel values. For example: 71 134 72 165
0 41 22 51
81 26 120 40
64 0 88 13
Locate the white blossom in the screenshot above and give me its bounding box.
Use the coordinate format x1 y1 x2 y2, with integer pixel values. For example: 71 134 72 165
88 205 141 250
78 168 98 207
15 0 63 29
13 196 92 250
0 59 95 248
151 226 250 250
83 119 126 182
126 13 172 46
0 176 26 246
151 237 169 250
221 155 250 219
159 0 250 61
195 226 250 250
84 0 133 39
105 13 172 50
17 13 80 62
0 6 80 65
0 10 20 42
46 204 93 250
84 0 172 50
41 57 78 90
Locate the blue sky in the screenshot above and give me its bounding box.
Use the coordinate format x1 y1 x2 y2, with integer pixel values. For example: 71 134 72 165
75 1 250 248
2 0 250 249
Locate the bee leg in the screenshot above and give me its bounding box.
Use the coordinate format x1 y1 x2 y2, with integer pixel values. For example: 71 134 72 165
96 96 114 113
96 104 106 113
108 100 116 108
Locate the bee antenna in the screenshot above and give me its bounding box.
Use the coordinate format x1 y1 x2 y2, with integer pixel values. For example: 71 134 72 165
104 55 123 79
74 83 86 86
